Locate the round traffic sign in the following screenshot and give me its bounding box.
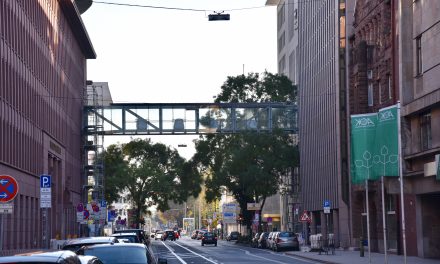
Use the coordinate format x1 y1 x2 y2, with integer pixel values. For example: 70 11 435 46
0 175 19 203
83 209 90 220
77 203 84 212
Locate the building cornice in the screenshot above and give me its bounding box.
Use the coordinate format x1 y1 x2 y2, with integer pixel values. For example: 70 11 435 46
58 0 96 59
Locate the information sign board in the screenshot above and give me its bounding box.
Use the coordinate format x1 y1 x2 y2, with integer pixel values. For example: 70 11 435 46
40 175 51 208
0 202 13 214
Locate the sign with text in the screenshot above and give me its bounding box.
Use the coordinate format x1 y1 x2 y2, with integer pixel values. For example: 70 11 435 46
40 175 51 208
222 203 237 212
247 202 261 211
0 202 13 214
222 212 237 224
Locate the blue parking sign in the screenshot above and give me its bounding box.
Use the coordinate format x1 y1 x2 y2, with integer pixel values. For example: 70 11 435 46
40 175 51 188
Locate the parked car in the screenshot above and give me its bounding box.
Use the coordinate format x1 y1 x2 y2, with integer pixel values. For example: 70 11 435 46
265 232 276 249
272 231 299 251
251 232 261 248
201 232 217 246
0 250 84 263
196 231 205 240
226 231 239 241
62 237 119 252
257 232 269 248
162 230 176 241
78 255 105 264
79 243 167 264
191 230 199 239
111 232 141 243
155 231 164 240
113 229 149 245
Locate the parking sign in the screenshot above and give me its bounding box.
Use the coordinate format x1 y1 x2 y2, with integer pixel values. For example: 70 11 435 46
40 175 51 188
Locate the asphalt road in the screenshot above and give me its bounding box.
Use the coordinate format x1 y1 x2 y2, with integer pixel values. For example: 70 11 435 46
150 237 320 264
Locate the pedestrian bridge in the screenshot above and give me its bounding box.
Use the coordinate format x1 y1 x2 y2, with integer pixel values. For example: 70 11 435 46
84 102 297 135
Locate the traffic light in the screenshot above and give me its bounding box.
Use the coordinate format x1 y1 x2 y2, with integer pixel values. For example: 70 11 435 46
208 13 230 21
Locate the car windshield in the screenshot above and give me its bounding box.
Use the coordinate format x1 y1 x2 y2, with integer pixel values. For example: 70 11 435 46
84 247 148 264
114 235 138 243
204 232 214 237
279 232 294 237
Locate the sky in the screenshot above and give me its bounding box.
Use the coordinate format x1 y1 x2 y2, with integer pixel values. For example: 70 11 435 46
81 0 277 160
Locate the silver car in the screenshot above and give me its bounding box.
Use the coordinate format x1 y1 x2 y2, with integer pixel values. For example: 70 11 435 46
265 232 275 249
272 231 299 251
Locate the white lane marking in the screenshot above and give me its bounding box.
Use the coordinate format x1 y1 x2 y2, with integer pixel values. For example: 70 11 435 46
238 249 288 264
160 241 187 264
275 252 319 264
172 241 218 264
227 244 318 264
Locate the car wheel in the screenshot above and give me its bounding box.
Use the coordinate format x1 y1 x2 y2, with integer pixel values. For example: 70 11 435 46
275 246 279 252
202 243 204 246
215 243 217 247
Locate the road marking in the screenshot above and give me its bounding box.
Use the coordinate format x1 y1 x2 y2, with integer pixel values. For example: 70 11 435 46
276 252 318 264
227 244 318 264
160 241 187 264
239 249 288 264
172 241 218 264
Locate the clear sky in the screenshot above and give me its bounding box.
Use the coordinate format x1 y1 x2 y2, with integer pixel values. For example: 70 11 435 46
81 0 277 159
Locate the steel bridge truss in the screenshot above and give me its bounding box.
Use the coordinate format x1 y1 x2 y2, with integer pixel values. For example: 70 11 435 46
84 102 297 136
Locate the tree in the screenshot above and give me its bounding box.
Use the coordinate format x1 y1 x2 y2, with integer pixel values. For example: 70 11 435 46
192 72 299 231
104 138 202 228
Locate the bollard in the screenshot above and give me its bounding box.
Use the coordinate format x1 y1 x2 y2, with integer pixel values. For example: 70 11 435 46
359 236 364 257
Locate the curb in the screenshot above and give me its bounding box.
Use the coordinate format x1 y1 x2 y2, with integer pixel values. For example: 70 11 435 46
285 252 339 264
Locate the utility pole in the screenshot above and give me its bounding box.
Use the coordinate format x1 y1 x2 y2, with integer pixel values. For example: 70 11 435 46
198 199 201 229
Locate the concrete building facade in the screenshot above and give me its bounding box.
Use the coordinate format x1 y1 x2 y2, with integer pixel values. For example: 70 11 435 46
348 0 398 254
0 0 95 252
397 0 440 259
295 1 350 248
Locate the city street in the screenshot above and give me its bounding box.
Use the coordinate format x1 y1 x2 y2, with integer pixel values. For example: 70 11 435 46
150 237 317 264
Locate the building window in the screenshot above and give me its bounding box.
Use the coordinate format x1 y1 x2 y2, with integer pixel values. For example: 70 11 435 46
416 36 422 75
420 113 432 150
368 83 374 106
388 75 392 100
278 32 285 53
277 2 285 30
378 83 382 104
279 55 286 75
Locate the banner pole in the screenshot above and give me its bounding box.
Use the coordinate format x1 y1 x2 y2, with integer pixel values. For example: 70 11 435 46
381 176 388 264
397 102 407 264
365 179 371 264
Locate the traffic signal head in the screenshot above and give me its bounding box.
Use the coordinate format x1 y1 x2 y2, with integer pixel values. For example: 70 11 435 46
208 13 230 21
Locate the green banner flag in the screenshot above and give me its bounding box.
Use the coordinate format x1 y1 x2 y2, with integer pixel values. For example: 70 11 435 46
350 113 378 184
373 105 399 177
350 104 400 184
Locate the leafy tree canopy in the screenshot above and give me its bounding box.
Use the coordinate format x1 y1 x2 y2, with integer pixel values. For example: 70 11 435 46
192 72 299 229
104 139 202 226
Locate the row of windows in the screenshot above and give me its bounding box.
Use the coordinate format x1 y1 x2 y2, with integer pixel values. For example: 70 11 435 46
0 0 85 193
367 75 393 106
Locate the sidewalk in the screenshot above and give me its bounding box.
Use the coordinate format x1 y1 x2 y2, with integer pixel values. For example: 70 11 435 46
285 248 440 264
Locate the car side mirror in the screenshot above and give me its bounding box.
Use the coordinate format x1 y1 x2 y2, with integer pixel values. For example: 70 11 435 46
158 258 167 264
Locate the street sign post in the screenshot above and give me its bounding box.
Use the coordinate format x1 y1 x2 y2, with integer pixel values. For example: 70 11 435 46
40 174 51 249
0 175 19 203
299 211 311 223
40 175 51 208
323 200 331 214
